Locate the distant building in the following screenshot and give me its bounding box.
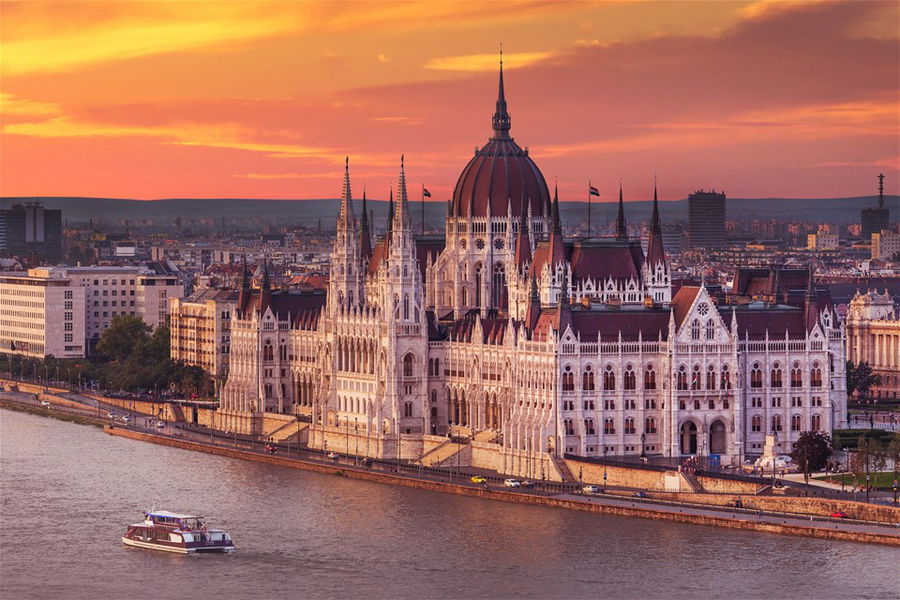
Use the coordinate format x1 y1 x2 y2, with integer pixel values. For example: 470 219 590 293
846 290 899 400
807 233 839 251
871 229 900 261
27 265 184 351
0 202 63 262
169 289 238 389
0 271 86 358
688 190 726 249
861 174 890 238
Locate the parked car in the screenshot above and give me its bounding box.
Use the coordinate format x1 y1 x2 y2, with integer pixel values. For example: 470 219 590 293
470 475 487 484
632 491 647 498
503 478 522 488
107 412 116 419
830 510 848 519
582 484 602 494
519 480 534 488
121 415 131 424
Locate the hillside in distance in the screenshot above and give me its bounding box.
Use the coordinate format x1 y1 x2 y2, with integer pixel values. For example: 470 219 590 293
2 195 897 229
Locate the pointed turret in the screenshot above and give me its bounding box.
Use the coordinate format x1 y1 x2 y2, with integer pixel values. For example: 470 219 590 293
259 258 272 312
491 47 511 140
615 182 628 240
238 254 251 312
645 182 665 267
548 182 566 266
394 155 412 232
338 156 355 228
526 275 541 333
515 183 532 268
386 186 395 246
359 187 373 263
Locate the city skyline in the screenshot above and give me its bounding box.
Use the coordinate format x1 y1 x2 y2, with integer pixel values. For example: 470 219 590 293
1 0 898 202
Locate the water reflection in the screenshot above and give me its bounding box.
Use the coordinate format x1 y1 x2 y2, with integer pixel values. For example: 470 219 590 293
2 410 897 600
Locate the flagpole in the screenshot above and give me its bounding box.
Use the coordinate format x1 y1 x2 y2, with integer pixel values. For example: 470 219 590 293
587 180 592 238
421 184 425 235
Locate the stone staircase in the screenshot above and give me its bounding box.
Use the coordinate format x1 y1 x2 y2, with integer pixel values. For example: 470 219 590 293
265 420 309 443
419 438 468 467
680 470 703 493
550 454 577 483
472 429 498 443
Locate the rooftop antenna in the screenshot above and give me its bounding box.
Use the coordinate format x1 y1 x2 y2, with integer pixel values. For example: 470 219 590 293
878 173 885 209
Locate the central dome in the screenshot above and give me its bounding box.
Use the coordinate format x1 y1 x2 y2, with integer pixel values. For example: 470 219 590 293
450 63 551 219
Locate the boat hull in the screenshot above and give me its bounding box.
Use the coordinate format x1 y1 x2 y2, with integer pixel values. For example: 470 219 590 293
122 536 234 554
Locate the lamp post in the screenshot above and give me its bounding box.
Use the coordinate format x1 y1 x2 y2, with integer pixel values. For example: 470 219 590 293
641 433 646 458
355 418 359 462
603 446 608 491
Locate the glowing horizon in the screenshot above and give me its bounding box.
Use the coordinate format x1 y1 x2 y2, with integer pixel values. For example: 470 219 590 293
1 0 898 203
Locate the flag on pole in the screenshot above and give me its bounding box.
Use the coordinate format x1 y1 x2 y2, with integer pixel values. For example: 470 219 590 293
589 185 600 197
422 187 432 198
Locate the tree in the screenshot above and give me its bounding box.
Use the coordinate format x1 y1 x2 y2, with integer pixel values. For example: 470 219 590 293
846 361 881 401
790 431 833 485
96 315 150 363
888 437 900 505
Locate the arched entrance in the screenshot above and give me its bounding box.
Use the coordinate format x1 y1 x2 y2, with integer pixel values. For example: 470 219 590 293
709 420 726 455
680 421 698 455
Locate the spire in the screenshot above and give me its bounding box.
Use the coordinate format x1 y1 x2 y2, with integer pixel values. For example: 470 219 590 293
393 155 411 231
386 186 395 245
515 182 532 267
238 254 250 311
548 181 565 266
526 275 541 333
615 181 627 240
645 180 666 267
338 156 354 228
878 173 885 209
491 45 511 140
359 187 373 262
260 258 272 312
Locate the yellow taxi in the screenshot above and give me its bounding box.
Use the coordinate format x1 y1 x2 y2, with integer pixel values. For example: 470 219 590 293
470 475 487 484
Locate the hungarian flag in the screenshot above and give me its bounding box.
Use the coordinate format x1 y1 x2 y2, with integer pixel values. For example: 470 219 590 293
589 185 600 197
423 187 432 198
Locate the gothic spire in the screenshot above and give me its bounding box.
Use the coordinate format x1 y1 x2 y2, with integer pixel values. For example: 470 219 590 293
645 181 666 267
394 155 411 232
386 185 395 246
548 181 566 266
238 254 250 312
359 186 373 262
615 181 627 240
338 156 354 228
491 46 511 140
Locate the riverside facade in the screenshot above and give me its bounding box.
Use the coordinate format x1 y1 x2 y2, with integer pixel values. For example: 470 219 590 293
217 66 848 479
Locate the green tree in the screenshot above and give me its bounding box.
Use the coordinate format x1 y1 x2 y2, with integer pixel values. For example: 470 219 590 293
790 431 833 485
846 361 881 401
888 437 900 505
97 315 150 363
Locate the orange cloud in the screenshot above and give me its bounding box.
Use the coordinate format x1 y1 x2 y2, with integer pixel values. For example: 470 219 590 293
424 51 554 72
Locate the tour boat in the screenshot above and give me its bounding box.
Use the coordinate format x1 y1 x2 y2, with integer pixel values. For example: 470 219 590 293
122 510 234 554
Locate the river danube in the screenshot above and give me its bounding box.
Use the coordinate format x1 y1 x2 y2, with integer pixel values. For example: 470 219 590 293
1 410 897 600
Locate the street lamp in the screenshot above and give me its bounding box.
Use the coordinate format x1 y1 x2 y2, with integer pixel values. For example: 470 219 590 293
354 418 359 462
641 433 646 458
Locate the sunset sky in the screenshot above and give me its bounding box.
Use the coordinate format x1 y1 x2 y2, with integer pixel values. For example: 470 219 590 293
1 0 898 203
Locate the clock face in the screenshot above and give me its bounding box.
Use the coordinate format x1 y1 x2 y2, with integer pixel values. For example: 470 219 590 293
697 302 709 316
475 238 485 250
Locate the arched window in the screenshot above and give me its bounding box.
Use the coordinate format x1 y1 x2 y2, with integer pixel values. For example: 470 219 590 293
403 294 410 320
644 417 657 434
603 418 615 435
791 362 803 388
810 363 823 387
403 401 413 417
771 415 782 432
474 263 483 308
624 365 636 390
263 339 274 362
624 418 636 435
706 365 717 390
431 390 437 403
750 363 762 388
562 366 575 391
691 319 701 340
721 365 731 390
564 419 575 436
771 363 783 388
751 415 762 432
582 365 595 391
706 319 715 340
584 419 595 435
403 353 414 378
677 365 688 390
811 414 821 431
492 262 507 308
603 365 616 391
791 414 801 431
691 365 701 390
644 365 656 390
